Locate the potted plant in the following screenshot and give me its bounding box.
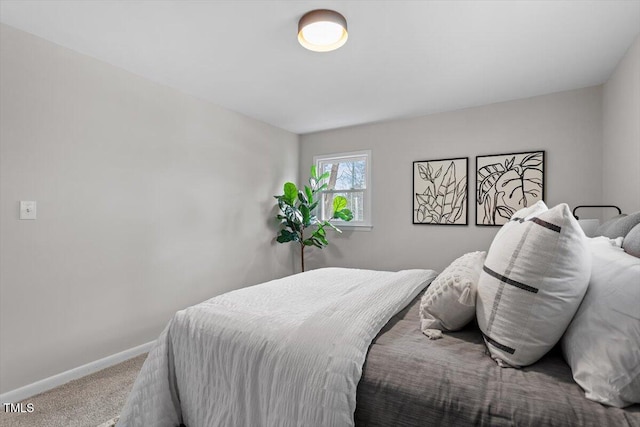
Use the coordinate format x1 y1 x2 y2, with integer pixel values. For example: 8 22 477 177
275 166 353 272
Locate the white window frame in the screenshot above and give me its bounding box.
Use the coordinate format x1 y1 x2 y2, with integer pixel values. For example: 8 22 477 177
313 150 372 230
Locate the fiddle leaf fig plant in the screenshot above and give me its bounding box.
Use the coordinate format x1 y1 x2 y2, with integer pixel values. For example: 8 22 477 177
275 165 353 272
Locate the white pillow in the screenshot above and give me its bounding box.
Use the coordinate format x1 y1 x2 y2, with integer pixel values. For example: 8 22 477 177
476 203 591 367
510 199 548 220
493 200 548 241
590 235 623 248
561 237 640 408
420 251 486 334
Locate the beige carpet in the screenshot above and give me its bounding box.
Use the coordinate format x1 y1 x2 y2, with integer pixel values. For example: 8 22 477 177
0 354 146 427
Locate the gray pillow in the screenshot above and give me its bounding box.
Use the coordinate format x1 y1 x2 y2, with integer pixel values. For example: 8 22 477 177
601 212 640 239
622 223 640 258
595 214 627 236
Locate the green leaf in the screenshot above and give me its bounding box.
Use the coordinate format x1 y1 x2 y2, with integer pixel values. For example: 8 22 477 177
298 191 307 204
300 204 311 226
310 165 318 180
304 186 313 203
333 196 348 213
319 171 330 181
303 238 315 246
309 201 319 212
316 235 328 245
324 221 342 233
283 205 303 225
289 220 301 232
283 182 298 205
311 228 324 238
316 183 328 193
276 229 299 243
334 210 353 221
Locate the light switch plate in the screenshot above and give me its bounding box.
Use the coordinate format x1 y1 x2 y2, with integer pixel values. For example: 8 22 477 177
20 201 37 220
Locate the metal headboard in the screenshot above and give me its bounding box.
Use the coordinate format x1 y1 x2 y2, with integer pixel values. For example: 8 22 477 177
572 205 622 220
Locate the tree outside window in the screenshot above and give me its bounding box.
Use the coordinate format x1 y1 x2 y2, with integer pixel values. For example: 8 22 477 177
315 151 372 228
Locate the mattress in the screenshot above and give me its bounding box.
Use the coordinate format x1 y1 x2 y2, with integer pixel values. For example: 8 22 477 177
355 295 640 427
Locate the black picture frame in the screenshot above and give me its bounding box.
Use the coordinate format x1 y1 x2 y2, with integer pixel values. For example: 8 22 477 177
475 150 545 226
413 157 469 225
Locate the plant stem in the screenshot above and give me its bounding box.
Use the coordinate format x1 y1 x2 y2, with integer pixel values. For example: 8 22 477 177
300 229 305 272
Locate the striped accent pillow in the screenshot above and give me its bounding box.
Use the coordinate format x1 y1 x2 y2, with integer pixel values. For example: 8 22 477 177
493 200 548 242
476 203 591 367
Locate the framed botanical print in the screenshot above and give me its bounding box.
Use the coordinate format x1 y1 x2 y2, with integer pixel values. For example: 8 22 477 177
476 150 545 226
413 157 468 225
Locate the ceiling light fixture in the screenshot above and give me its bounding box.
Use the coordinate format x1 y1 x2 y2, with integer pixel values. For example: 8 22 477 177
298 9 348 52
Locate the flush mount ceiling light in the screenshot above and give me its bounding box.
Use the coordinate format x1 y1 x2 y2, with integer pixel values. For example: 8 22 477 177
298 9 348 52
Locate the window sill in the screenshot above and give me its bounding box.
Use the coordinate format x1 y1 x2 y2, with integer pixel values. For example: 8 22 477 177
335 224 373 231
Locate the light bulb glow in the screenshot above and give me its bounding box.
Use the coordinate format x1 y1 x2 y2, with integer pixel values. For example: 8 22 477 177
298 10 348 52
301 22 344 46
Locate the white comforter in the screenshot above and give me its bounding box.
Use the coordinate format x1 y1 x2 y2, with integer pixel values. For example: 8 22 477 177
117 267 436 427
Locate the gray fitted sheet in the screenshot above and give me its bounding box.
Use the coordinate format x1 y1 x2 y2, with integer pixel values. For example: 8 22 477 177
355 295 640 427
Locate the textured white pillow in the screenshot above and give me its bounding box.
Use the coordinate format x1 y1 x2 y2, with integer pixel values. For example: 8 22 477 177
561 237 640 408
420 251 486 335
476 203 591 367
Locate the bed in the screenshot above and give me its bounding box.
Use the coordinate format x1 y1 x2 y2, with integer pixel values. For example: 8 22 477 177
355 296 640 426
117 205 640 427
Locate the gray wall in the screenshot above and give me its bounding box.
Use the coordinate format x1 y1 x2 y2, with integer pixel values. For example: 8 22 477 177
300 87 603 272
2 22 635 395
603 35 640 213
0 24 298 393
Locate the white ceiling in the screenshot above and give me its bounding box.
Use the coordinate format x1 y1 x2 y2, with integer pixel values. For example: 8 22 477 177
1 1 639 134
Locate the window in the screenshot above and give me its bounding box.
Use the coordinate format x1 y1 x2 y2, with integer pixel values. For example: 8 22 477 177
314 150 372 229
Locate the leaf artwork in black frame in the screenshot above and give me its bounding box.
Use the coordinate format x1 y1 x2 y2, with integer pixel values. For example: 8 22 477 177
475 150 545 226
413 157 468 225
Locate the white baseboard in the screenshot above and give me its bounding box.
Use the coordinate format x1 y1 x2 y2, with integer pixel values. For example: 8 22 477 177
0 340 154 403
